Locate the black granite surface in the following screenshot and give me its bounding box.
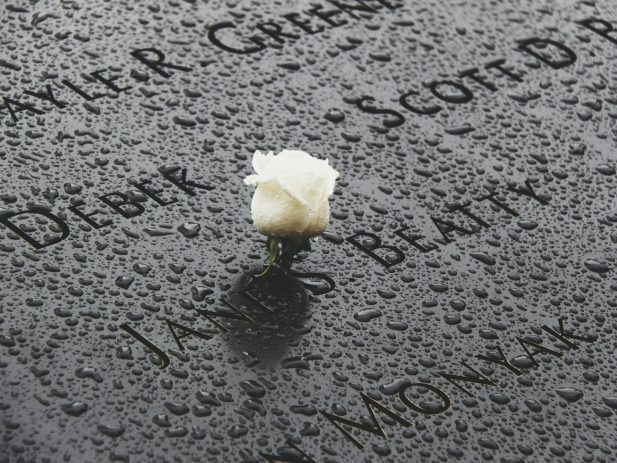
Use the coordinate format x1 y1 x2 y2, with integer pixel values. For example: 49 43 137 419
1 1 617 462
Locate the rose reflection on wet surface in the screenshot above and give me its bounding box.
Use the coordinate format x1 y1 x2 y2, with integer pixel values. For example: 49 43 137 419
221 266 311 368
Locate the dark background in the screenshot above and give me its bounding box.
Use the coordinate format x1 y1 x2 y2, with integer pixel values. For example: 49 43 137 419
1 1 616 462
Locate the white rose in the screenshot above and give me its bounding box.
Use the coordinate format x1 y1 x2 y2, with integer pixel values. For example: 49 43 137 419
243 149 339 241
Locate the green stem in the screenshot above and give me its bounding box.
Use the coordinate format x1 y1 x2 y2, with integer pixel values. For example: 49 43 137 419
256 237 311 276
255 236 280 277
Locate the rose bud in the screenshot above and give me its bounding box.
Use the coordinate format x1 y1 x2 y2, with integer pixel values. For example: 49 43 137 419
243 149 339 241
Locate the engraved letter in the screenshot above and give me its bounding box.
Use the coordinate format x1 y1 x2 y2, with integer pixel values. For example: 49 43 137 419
0 207 70 249
347 232 405 267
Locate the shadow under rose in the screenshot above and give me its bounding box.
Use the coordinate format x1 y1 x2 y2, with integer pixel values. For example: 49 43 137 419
220 266 311 368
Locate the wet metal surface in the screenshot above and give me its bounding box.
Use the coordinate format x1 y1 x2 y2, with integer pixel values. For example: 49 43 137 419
1 1 617 462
